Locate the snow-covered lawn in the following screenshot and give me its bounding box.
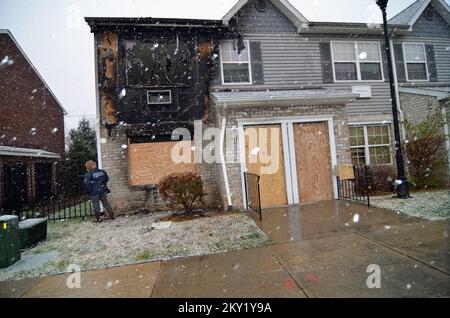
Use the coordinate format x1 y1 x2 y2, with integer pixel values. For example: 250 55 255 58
371 190 450 221
0 211 270 281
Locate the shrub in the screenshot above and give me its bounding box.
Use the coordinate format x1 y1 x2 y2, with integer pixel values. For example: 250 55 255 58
158 172 205 213
366 165 396 195
404 108 447 189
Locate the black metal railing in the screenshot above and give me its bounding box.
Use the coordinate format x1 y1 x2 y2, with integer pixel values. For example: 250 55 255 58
337 165 371 207
243 172 262 221
1 161 94 221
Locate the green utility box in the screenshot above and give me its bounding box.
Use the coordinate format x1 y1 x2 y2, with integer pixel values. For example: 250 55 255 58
0 215 21 268
19 218 47 250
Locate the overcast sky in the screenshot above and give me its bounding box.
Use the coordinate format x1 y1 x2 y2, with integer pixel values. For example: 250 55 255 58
1 0 444 133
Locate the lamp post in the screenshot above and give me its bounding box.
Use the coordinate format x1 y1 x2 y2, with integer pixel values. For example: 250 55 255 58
376 0 410 198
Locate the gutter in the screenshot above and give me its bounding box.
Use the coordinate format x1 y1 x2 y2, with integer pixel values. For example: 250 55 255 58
442 104 450 183
390 39 407 140
211 94 358 107
93 33 103 169
219 103 233 211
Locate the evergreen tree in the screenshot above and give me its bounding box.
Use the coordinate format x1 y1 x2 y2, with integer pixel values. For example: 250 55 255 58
64 118 97 195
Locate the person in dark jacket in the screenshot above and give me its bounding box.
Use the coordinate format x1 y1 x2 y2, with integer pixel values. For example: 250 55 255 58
83 160 115 222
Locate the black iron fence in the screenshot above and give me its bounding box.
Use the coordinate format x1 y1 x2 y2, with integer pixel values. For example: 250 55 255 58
1 161 93 221
337 165 371 207
243 172 262 221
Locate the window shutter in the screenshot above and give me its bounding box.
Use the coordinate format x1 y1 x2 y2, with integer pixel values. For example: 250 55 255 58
250 41 264 84
393 44 406 82
210 43 222 86
380 43 390 82
425 44 438 82
319 42 334 83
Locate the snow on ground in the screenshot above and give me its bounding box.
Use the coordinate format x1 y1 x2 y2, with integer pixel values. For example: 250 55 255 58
371 190 450 221
0 211 270 281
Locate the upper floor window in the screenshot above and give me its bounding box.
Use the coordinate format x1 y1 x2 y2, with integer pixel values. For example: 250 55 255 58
331 42 383 82
349 124 392 166
220 40 252 85
403 43 428 81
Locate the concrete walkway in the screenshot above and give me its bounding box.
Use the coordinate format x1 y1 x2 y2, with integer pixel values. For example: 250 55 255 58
1 201 449 298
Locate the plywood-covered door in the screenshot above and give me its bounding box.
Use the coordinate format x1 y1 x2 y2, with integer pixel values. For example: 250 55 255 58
294 122 334 203
244 125 287 208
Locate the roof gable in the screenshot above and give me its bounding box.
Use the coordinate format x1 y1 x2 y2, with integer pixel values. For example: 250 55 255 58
0 29 67 115
222 0 309 32
388 0 450 30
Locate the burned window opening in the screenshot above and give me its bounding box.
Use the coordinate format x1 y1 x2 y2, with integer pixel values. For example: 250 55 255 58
124 34 197 87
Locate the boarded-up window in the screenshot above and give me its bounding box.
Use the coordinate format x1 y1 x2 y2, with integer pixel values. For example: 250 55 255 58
128 141 197 186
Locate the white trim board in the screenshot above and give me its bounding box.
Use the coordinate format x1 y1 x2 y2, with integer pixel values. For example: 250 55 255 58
237 115 338 209
399 87 450 100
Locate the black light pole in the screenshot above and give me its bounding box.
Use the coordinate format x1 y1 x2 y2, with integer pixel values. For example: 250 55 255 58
376 0 410 198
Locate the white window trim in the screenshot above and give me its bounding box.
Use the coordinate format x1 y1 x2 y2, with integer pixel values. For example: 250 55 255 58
330 41 385 83
402 42 429 82
220 40 253 86
349 124 393 166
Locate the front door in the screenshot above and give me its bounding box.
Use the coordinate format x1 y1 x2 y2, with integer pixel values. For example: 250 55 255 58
244 124 287 208
3 162 28 213
293 122 334 203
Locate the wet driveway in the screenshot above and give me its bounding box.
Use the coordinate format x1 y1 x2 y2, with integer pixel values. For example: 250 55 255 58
1 200 449 298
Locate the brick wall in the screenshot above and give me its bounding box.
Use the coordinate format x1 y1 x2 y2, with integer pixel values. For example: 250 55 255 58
400 93 442 125
400 92 449 185
0 33 65 157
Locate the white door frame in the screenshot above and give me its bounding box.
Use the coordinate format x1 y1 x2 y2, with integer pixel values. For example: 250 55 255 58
238 115 338 209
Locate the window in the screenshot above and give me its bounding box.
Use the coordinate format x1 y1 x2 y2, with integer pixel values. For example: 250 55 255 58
147 90 172 104
220 40 252 84
403 43 428 81
331 42 383 81
349 124 392 165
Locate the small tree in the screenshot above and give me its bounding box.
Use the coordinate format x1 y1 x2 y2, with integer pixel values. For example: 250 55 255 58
159 172 205 213
64 118 97 196
404 108 447 189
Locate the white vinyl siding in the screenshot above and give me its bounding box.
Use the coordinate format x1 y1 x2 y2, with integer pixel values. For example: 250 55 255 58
220 40 252 85
331 41 384 82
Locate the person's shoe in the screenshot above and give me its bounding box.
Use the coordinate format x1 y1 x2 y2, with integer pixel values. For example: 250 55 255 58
107 210 115 220
93 215 105 223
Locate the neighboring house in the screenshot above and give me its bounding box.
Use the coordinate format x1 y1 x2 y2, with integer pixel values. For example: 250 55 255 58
388 0 450 183
0 29 67 213
85 0 450 213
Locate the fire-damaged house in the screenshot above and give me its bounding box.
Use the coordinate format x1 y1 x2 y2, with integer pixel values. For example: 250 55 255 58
85 0 450 213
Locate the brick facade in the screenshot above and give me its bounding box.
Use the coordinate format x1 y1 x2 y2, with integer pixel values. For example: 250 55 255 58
0 32 65 157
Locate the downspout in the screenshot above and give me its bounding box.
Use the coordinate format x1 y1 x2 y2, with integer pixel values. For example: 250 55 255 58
390 39 407 140
442 103 450 183
220 103 233 211
93 33 103 169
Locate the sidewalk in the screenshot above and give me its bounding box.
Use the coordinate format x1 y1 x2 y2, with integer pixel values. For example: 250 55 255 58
1 201 449 298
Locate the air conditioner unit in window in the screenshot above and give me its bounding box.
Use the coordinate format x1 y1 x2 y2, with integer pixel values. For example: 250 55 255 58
147 90 172 105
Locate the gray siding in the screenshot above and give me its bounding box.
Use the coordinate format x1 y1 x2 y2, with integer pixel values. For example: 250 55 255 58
212 32 393 116
229 0 297 34
394 37 450 84
410 4 450 38
394 3 450 85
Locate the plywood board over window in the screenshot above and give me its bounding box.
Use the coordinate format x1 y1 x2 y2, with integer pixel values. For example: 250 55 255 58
128 141 197 186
